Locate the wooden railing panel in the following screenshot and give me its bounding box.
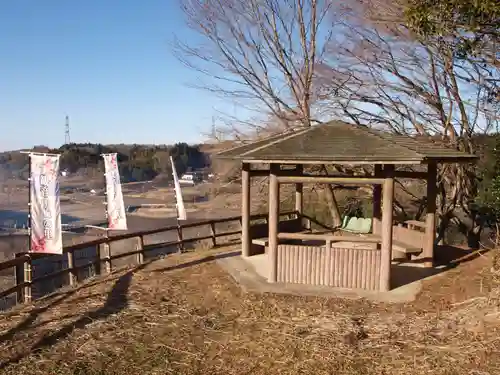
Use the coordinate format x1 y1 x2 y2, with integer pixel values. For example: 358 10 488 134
276 244 381 291
0 254 30 272
108 237 141 269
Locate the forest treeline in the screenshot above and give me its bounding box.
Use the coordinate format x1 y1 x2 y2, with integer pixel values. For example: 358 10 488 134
0 142 210 183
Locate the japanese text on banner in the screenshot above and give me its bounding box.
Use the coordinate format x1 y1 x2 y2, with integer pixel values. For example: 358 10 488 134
30 154 62 254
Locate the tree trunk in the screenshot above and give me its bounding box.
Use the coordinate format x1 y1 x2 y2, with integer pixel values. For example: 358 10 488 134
436 214 450 245
320 165 342 227
467 225 482 250
324 184 342 227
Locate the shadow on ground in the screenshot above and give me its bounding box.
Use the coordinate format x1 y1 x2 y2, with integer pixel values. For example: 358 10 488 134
0 250 238 369
151 250 240 273
0 261 150 369
391 245 489 289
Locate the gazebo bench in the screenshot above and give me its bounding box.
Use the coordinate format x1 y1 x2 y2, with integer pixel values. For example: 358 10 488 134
252 229 316 247
392 240 422 260
252 238 270 247
252 229 313 247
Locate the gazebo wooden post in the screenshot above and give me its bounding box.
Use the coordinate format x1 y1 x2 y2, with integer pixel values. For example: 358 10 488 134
372 165 382 235
268 163 280 283
424 162 438 267
295 164 303 222
241 163 251 257
380 164 395 292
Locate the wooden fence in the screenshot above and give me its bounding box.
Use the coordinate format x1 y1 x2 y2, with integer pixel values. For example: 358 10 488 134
276 244 381 290
276 232 382 290
0 211 297 311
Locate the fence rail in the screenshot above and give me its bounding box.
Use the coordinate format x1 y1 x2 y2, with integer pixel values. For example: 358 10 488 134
0 211 298 310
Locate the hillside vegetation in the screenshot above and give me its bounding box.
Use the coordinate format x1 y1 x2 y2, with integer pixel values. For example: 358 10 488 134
0 142 210 183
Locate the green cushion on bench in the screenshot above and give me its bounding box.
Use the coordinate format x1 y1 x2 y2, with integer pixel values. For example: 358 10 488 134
341 216 372 234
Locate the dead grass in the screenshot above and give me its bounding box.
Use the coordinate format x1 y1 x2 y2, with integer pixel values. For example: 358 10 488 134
0 247 499 375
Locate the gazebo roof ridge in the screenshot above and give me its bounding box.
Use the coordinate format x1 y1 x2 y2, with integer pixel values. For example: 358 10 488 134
360 126 468 159
337 123 423 160
213 126 312 160
238 127 314 157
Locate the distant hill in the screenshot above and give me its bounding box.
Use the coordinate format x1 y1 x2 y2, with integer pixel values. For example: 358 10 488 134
0 142 210 183
2 131 493 185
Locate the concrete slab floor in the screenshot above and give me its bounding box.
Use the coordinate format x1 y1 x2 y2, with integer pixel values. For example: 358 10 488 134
216 252 448 304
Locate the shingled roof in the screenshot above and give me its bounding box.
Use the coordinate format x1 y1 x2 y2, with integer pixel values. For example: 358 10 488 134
216 121 477 164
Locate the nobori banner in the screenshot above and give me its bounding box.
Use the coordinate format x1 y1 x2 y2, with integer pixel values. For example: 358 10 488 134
102 153 128 230
170 156 187 221
30 154 63 254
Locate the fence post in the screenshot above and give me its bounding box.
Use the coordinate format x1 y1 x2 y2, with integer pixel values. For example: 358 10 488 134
23 255 32 304
100 242 112 274
177 225 184 253
136 236 144 264
210 222 217 248
14 254 24 304
67 250 76 286
94 244 102 276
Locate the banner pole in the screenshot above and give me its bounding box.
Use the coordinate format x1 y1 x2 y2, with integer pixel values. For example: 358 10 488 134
27 154 32 253
103 164 108 228
175 204 183 253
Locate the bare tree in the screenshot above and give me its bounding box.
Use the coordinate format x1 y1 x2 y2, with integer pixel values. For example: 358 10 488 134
176 0 348 225
176 0 344 132
319 0 499 243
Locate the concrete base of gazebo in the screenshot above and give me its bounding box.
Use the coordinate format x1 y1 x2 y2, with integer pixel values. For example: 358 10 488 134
217 252 446 303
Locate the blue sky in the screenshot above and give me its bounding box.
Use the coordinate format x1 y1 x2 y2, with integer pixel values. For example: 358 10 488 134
0 0 228 151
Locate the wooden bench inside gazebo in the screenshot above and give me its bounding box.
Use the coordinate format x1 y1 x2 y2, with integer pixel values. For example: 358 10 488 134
216 121 477 292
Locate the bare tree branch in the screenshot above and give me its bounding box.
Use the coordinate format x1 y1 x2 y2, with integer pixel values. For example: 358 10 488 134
175 0 352 224
317 0 499 241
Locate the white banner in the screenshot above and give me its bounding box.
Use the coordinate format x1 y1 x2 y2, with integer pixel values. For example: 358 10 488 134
170 156 187 221
30 154 63 254
103 153 128 230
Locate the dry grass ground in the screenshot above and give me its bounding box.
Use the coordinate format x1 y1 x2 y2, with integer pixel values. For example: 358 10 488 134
0 246 499 375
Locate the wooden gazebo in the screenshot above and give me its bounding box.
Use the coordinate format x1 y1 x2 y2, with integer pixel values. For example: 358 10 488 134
216 121 477 292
